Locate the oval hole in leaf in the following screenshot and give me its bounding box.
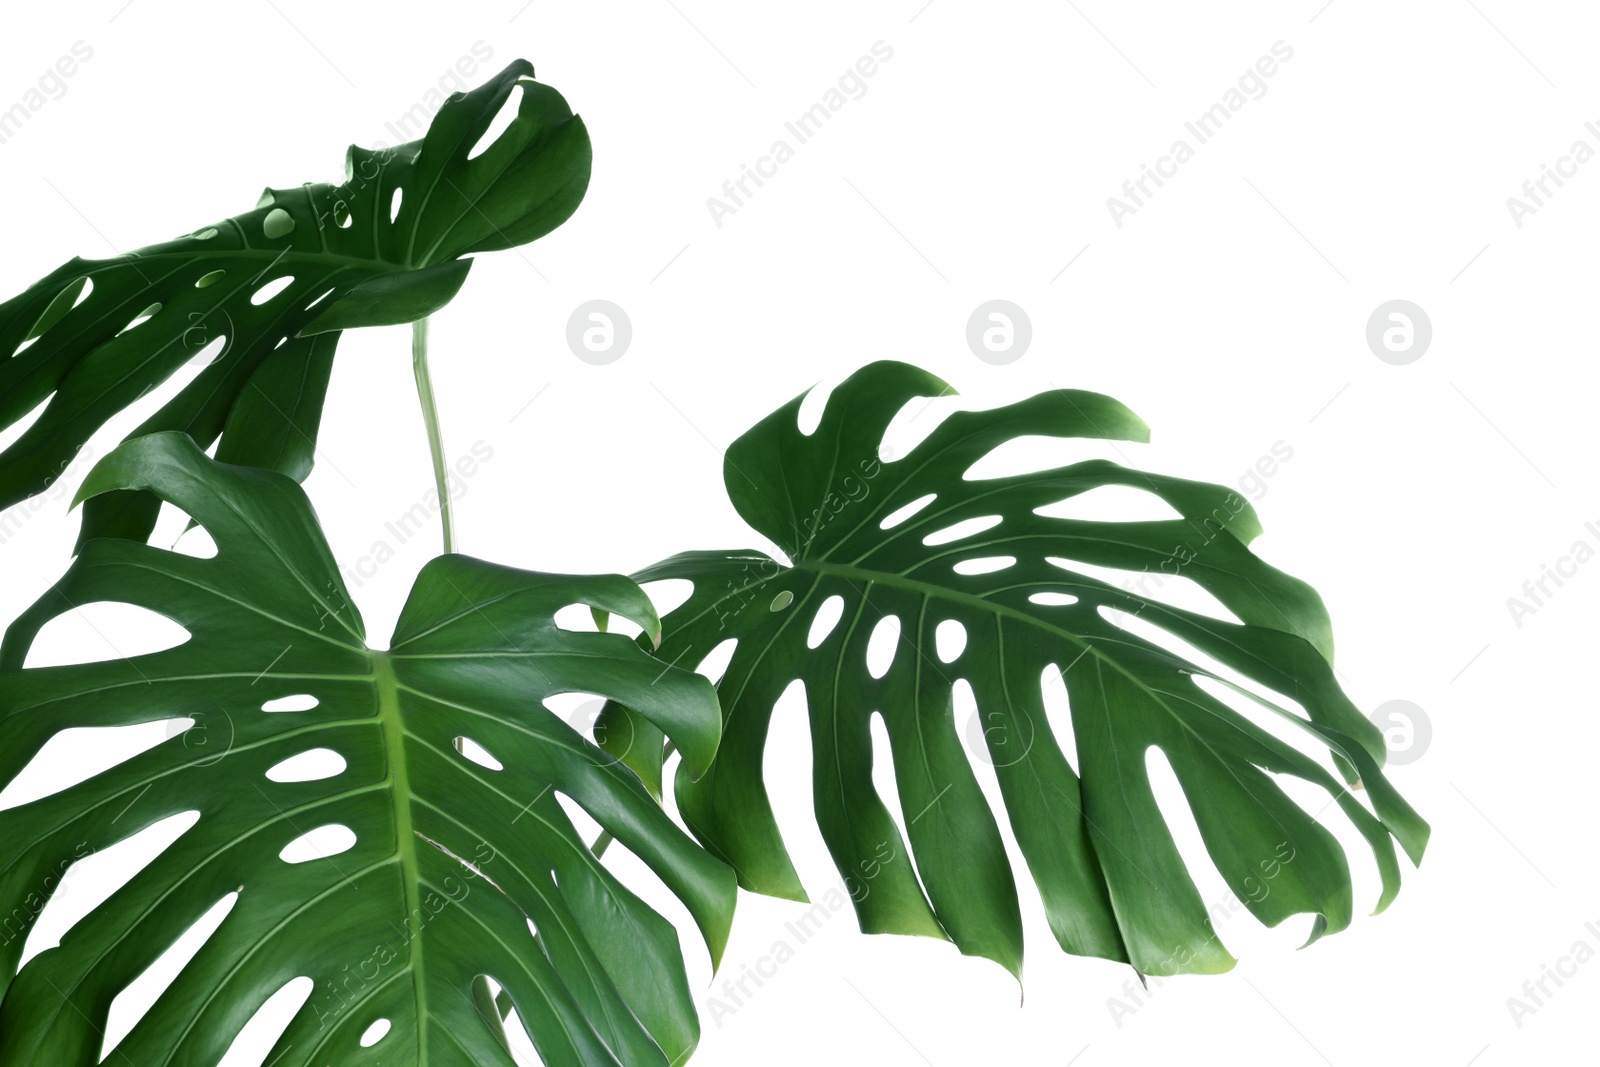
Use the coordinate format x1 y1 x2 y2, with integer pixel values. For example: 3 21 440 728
639 578 693 616
867 710 913 845
188 333 228 367
101 891 239 1061
19 811 200 968
23 603 190 668
119 303 162 334
262 694 318 713
1028 592 1079 607
216 976 313 1067
922 514 1001 546
195 269 226 289
261 207 295 239
454 736 504 771
807 595 844 648
935 619 967 663
880 493 936 531
193 227 218 240
553 603 602 632
1036 484 1184 523
279 824 356 864
0 393 51 453
173 525 219 559
389 187 403 222
250 276 295 306
265 748 346 783
866 615 901 679
769 590 793 612
953 555 1015 575
0 719 189 812
359 1018 392 1048
1040 664 1077 775
468 83 524 160
695 637 738 684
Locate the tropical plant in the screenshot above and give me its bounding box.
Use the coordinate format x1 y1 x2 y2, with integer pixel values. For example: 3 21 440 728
0 58 1426 1067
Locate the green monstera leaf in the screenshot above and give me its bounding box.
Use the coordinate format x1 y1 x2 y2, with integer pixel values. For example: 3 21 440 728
604 360 1428 979
0 59 590 546
0 433 733 1066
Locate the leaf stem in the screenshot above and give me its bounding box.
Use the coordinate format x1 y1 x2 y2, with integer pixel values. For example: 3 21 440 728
411 316 455 553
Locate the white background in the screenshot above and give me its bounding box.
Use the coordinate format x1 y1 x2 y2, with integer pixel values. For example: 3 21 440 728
2 2 1597 1065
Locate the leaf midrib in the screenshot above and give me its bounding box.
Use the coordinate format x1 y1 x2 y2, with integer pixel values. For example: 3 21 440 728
373 651 429 1065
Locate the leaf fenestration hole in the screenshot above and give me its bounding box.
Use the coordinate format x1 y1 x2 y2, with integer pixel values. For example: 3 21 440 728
880 493 936 531
216 976 314 1067
100 891 239 1062
807 595 844 648
1035 485 1183 523
195 269 226 289
119 303 163 334
278 824 356 864
23 603 190 668
265 748 347 783
467 84 524 160
922 514 1002 546
0 720 189 812
358 1018 392 1048
261 207 295 239
1040 664 1077 775
19 811 200 969
952 555 1015 575
934 619 967 663
192 227 218 240
695 637 738 684
1028 592 1079 607
250 276 295 306
865 615 901 679
262 694 318 713
389 187 403 222
454 736 504 771
639 578 694 616
769 590 793 611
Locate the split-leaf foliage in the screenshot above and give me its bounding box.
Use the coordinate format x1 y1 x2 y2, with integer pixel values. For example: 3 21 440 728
0 59 1425 1067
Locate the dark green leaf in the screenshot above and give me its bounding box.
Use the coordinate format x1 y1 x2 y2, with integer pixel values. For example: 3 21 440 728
0 433 731 1066
0 59 591 545
625 360 1429 979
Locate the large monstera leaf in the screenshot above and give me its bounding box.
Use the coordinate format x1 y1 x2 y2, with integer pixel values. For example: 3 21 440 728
0 433 733 1066
0 59 589 546
609 360 1429 979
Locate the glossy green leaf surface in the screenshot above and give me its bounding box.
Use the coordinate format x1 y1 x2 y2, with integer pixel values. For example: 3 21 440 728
0 59 590 546
619 360 1428 979
0 433 731 1066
